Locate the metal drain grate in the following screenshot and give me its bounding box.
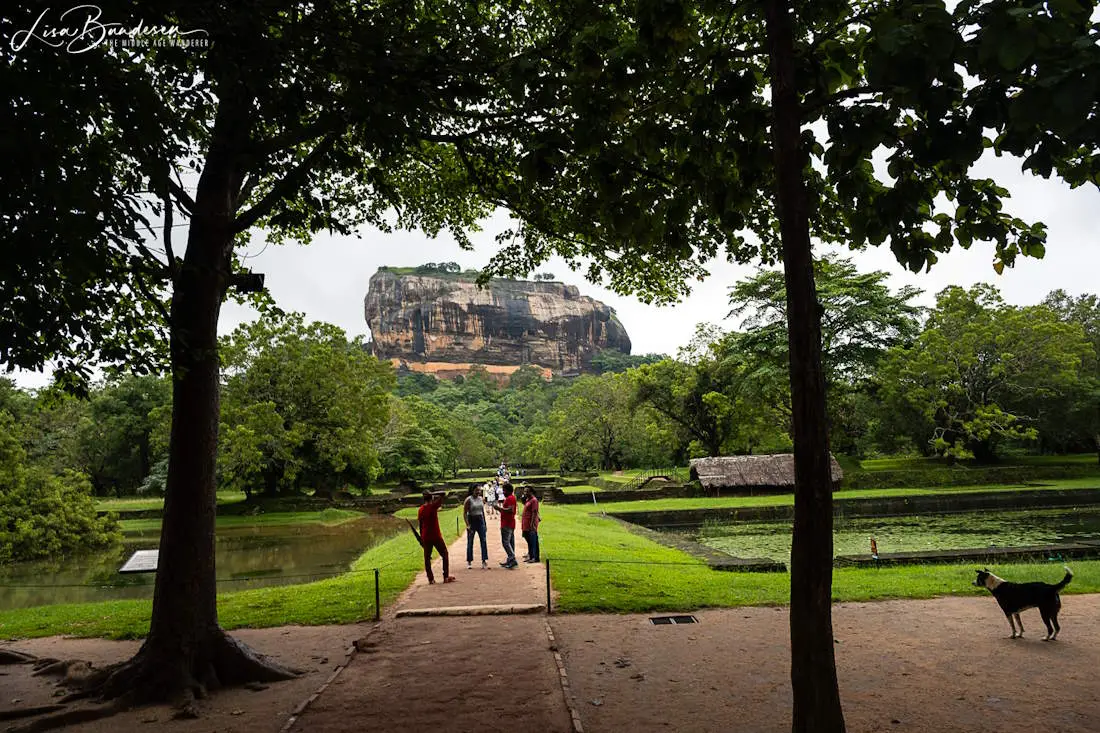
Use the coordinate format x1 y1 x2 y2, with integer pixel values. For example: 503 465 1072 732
649 615 698 625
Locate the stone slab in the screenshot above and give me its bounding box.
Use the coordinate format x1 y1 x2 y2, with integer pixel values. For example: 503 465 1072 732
118 549 159 574
395 603 544 618
835 541 1100 567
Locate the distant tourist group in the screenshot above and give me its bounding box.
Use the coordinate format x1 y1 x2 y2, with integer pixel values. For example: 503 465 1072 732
415 466 541 583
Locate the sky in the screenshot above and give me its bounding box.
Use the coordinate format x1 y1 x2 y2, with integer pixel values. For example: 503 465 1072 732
9 152 1100 390
226 151 1100 354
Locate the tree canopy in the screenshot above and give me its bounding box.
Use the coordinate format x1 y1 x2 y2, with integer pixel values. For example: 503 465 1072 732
880 284 1093 461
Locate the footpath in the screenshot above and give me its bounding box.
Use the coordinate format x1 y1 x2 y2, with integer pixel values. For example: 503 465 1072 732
287 515 574 733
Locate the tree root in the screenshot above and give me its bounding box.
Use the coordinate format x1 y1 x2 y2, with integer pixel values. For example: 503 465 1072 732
2 628 300 733
0 650 38 665
5 696 133 733
0 705 65 722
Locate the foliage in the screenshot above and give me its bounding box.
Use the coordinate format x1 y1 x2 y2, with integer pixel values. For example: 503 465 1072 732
589 349 666 375
729 255 924 385
458 2 1099 725
1041 290 1100 458
537 373 674 470
879 285 1093 460
413 261 462 274
220 312 395 495
0 413 121 563
70 375 171 496
841 463 1100 490
631 328 789 458
378 396 456 481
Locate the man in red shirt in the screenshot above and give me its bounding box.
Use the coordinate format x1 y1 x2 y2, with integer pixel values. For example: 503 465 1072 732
521 486 541 563
495 482 518 568
418 490 454 584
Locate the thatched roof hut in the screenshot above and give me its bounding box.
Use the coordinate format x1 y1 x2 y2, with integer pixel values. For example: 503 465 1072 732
689 454 843 493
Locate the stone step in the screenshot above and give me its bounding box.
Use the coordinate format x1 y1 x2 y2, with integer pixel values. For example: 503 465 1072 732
395 603 545 618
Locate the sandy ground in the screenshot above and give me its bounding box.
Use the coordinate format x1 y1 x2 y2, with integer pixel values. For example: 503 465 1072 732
550 596 1100 733
0 625 361 732
3 517 1099 733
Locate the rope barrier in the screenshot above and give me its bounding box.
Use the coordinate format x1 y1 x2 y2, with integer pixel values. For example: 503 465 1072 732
545 557 706 567
0 561 412 590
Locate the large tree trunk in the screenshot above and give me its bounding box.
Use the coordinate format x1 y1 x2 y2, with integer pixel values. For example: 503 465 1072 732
83 102 298 709
764 1 846 732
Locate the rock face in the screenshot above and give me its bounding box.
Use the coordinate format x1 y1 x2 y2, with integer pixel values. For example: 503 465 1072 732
364 269 631 373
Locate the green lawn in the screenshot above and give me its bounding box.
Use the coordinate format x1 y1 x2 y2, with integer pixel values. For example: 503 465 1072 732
119 508 365 533
590 477 1100 515
0 509 461 640
95 491 248 513
559 484 604 494
540 504 1100 613
859 453 1099 471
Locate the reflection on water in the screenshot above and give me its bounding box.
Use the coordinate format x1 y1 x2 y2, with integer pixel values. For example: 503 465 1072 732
692 507 1100 563
0 515 403 610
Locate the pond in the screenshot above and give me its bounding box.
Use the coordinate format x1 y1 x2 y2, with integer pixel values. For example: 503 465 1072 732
0 514 403 610
692 507 1100 563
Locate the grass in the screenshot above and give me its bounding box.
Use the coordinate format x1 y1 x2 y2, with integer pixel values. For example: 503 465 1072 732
589 477 1100 515
859 453 1099 471
0 509 461 640
95 491 247 513
559 484 604 494
540 504 1100 613
119 508 366 533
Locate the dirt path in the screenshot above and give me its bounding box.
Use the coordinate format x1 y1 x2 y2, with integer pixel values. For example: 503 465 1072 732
550 596 1100 733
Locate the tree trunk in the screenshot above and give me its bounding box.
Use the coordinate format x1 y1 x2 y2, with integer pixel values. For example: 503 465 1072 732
86 102 298 707
763 1 846 732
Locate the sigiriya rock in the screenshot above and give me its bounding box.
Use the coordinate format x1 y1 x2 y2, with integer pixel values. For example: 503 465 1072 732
363 267 632 378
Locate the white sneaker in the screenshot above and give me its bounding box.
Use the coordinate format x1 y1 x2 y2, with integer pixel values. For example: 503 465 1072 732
482 561 488 569
467 562 472 569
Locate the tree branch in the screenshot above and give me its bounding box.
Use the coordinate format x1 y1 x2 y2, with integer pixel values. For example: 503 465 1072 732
162 177 180 283
167 180 195 215
128 276 171 326
248 114 343 158
803 85 892 117
233 134 338 233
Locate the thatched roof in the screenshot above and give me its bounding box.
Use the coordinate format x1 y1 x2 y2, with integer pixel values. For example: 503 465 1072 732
689 454 843 490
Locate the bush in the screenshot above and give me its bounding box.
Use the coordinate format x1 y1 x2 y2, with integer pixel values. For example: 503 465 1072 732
0 413 121 563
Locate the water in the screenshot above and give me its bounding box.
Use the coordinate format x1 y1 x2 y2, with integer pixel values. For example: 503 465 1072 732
0 514 403 610
693 507 1100 563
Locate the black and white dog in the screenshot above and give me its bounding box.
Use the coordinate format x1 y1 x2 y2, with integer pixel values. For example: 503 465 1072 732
973 567 1073 640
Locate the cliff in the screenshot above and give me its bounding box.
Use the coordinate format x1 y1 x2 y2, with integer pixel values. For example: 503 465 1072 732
363 269 631 374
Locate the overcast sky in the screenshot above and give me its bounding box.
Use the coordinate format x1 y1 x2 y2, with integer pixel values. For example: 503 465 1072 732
223 151 1100 353
9 152 1099 390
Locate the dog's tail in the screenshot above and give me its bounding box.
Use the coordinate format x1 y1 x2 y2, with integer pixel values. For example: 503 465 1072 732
1054 566 1073 591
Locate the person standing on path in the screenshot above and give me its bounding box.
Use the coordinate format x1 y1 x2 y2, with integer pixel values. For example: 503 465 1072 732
464 484 489 569
496 482 518 568
418 490 455 584
521 486 541 563
483 481 496 518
